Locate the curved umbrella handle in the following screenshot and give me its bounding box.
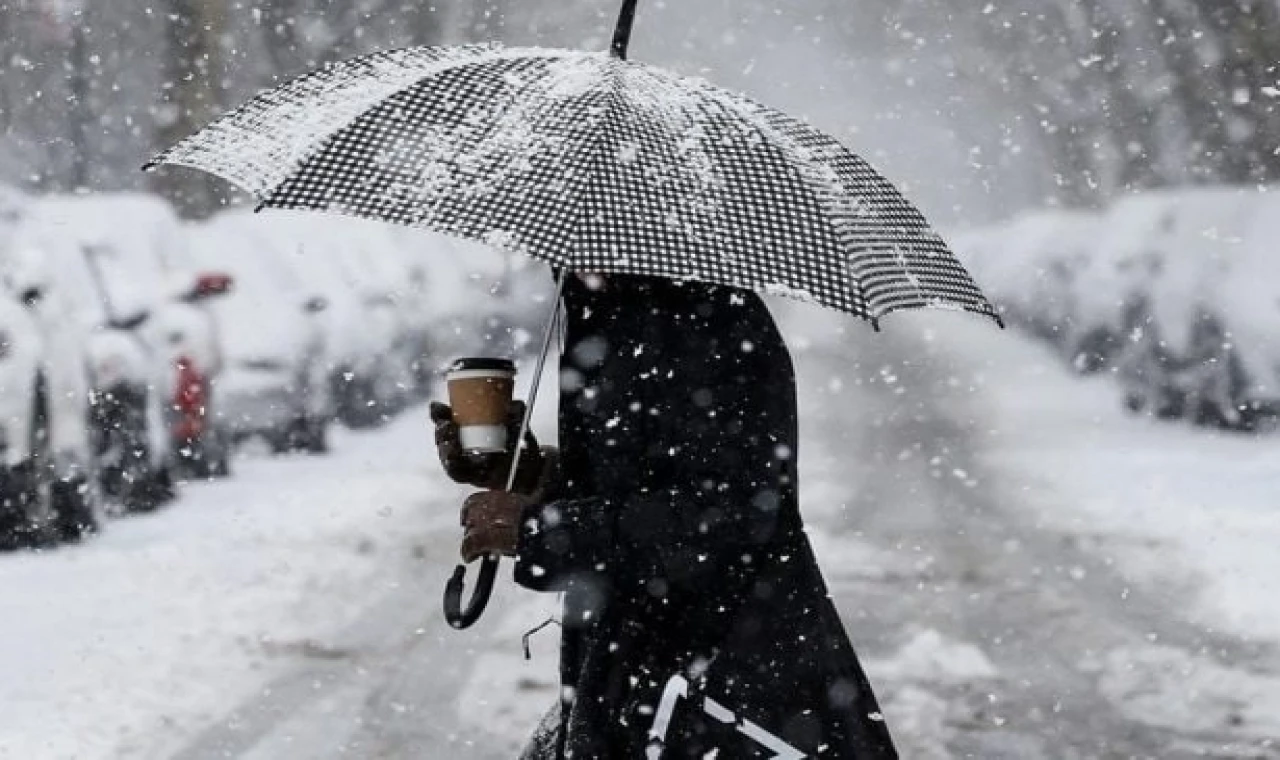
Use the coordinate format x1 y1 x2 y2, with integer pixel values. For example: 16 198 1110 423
444 556 499 629
443 270 567 632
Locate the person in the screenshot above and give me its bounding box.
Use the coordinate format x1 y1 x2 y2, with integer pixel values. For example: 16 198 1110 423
432 273 897 759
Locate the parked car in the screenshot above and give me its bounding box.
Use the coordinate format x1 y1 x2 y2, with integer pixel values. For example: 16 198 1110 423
187 217 333 454
1225 191 1280 430
66 197 233 479
4 194 226 508
0 284 100 548
1108 189 1259 428
419 235 551 366
157 273 235 477
245 211 418 429
1063 192 1181 377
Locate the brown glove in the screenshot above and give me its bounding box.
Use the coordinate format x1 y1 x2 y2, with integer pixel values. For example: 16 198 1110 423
430 400 544 494
459 490 532 562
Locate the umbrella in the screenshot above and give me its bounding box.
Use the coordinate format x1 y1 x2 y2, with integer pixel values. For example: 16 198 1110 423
147 0 1002 628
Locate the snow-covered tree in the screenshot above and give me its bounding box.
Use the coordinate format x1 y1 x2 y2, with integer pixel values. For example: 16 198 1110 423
1 0 1279 217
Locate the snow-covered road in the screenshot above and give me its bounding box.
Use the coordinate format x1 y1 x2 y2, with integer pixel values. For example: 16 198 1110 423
2 309 1278 759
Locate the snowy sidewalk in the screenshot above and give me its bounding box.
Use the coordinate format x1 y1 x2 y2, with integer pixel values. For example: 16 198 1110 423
1 314 1278 758
946 315 1280 647
783 306 1280 757
0 416 447 759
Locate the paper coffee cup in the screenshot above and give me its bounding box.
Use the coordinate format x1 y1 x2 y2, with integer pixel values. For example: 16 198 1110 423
446 358 517 453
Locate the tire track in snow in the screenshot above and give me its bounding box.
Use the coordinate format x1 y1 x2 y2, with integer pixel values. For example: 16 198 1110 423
170 514 510 760
796 314 1279 759
171 313 1280 759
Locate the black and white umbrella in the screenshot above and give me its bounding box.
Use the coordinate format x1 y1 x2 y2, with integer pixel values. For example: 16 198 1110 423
148 9 997 330
148 0 1001 628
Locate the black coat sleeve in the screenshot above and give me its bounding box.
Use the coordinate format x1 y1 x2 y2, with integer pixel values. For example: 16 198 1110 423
514 343 797 599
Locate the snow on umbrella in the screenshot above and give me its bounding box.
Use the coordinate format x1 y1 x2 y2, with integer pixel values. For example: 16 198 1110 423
147 20 998 331
147 0 1002 629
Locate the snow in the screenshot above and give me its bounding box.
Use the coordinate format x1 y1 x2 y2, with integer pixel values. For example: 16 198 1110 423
0 185 25 253
0 296 43 466
1223 193 1280 399
868 629 999 685
1072 191 1178 335
1093 644 1280 740
955 186 1280 423
865 630 1004 760
0 294 1277 756
1145 188 1259 354
185 220 313 366
949 188 1280 639
455 595 561 755
0 417 439 759
945 313 1280 643
1 185 1279 756
11 193 193 310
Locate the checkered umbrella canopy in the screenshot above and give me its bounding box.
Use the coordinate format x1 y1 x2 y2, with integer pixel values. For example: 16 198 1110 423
149 43 1000 330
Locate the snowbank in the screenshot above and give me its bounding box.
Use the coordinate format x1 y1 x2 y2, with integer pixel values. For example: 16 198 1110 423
954 313 1280 643
0 416 440 759
955 186 1280 431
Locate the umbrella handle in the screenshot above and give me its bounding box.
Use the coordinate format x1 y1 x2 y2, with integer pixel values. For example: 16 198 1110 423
443 269 567 632
444 556 499 629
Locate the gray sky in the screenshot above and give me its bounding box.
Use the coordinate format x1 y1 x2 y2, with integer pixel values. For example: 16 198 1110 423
486 0 1050 226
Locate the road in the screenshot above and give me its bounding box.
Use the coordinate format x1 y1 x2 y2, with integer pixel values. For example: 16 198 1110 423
170 314 1280 759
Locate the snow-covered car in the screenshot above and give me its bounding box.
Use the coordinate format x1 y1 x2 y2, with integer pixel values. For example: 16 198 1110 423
1150 188 1280 431
320 225 426 426
419 236 551 368
962 209 1103 360
187 217 333 454
245 212 419 429
1061 192 1181 379
66 197 233 478
1224 192 1280 430
1106 189 1260 427
0 285 100 548
4 194 228 508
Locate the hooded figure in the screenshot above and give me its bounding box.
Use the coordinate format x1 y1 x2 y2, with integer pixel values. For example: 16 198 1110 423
441 274 896 759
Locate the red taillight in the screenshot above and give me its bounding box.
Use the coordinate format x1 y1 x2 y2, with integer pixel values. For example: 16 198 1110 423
173 356 207 440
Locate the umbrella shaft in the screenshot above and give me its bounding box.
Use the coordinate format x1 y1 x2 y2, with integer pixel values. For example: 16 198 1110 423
610 0 641 59
504 268 568 492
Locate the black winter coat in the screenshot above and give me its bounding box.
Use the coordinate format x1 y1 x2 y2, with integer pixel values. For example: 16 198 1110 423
514 276 896 759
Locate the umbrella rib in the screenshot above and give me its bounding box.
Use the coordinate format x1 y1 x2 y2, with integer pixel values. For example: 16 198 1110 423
163 46 578 201
154 45 488 192
697 85 868 317
260 50 612 273
260 48 582 209
555 60 632 269
709 88 997 325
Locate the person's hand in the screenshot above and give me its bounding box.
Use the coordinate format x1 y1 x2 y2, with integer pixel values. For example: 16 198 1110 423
460 491 532 562
430 400 541 491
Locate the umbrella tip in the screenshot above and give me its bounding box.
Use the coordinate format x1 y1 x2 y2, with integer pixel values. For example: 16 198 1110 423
869 316 882 333
610 0 641 59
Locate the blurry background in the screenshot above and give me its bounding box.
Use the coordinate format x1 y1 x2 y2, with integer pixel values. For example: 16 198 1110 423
5 0 1279 220
2 2 1279 758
